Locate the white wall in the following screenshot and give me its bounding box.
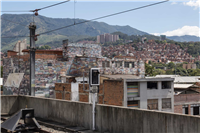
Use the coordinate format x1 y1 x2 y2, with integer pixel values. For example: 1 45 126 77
0 78 3 85
71 83 79 101
129 80 174 112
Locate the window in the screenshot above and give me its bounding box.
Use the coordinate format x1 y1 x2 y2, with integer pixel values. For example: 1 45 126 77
102 61 110 68
124 62 134 68
47 63 52 66
147 99 158 110
102 62 105 68
106 61 110 67
162 98 171 109
115 61 122 67
184 107 188 114
193 107 199 115
147 82 158 89
162 81 171 89
127 82 139 97
127 100 139 108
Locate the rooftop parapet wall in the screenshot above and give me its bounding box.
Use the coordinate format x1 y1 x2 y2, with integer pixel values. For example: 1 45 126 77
1 96 19 115
2 95 200 133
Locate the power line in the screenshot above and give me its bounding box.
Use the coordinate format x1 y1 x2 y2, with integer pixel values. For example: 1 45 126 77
1 0 70 12
1 0 70 38
38 0 169 36
1 10 32 12
37 0 70 11
1 17 29 28
1 0 168 39
1 36 30 38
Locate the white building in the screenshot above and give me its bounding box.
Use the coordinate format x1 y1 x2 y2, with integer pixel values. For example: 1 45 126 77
123 77 174 112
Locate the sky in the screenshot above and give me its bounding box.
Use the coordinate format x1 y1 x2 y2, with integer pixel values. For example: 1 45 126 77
1 0 200 37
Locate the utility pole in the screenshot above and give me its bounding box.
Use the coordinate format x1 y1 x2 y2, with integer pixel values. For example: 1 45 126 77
29 23 36 96
18 41 21 73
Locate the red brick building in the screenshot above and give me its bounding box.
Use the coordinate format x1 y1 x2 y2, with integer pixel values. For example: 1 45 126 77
174 92 200 115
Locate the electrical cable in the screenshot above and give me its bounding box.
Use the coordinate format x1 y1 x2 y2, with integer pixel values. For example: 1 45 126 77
74 0 76 24
1 0 168 39
1 36 30 38
73 0 77 42
1 0 70 38
1 10 32 12
37 0 70 11
38 0 169 36
1 0 70 12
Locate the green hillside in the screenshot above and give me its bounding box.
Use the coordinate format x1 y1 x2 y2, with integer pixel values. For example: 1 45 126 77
1 14 148 51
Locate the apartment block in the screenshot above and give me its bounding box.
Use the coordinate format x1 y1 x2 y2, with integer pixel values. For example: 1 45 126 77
97 35 100 43
124 78 174 112
96 33 119 43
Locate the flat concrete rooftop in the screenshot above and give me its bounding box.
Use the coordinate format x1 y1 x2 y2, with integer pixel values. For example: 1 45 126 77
1 95 200 133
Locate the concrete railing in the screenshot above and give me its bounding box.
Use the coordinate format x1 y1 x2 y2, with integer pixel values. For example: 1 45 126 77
1 95 19 115
1 95 200 133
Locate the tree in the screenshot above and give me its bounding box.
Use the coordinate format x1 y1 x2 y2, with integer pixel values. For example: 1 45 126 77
37 45 51 50
148 60 152 64
145 63 154 76
154 69 166 75
166 70 174 75
168 62 175 69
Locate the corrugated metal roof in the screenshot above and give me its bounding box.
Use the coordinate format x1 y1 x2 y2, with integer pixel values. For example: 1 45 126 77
174 84 193 89
101 75 139 79
155 75 180 78
174 77 200 83
155 75 200 83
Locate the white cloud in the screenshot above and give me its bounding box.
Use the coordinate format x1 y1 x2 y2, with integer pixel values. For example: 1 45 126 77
171 2 177 5
183 0 199 8
152 26 200 37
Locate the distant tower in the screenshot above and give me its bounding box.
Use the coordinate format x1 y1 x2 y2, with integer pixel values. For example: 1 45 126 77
109 35 113 42
100 34 105 43
97 35 100 43
113 35 119 42
160 35 166 41
63 39 68 60
105 33 110 43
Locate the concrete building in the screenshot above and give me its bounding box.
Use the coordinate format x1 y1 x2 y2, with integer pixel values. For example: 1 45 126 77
160 35 166 41
13 39 27 55
55 76 174 113
183 63 197 69
174 93 200 115
109 34 113 42
123 77 174 112
105 33 110 42
113 34 119 42
3 40 145 96
100 34 105 43
97 33 119 44
97 35 100 43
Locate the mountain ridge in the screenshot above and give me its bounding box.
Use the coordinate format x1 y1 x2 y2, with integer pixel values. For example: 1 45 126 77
1 14 148 51
1 14 199 52
167 35 200 42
